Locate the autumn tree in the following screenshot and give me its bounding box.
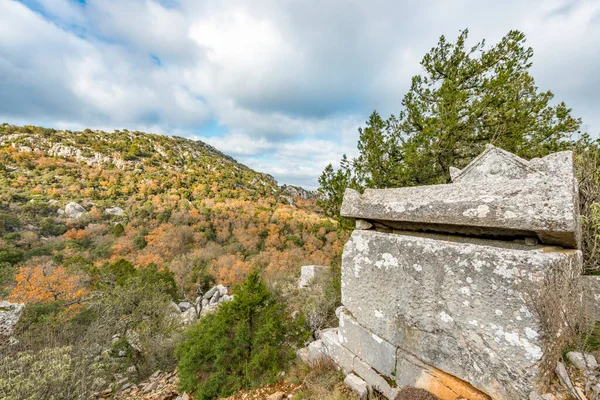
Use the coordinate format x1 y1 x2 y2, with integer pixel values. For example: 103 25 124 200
9 260 87 303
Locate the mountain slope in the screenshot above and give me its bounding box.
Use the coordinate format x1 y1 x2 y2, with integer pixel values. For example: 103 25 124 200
0 123 344 295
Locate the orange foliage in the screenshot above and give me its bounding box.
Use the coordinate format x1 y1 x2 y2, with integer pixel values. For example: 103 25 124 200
64 228 88 240
9 263 87 303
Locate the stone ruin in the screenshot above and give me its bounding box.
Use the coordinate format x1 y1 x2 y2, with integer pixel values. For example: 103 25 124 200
302 145 586 399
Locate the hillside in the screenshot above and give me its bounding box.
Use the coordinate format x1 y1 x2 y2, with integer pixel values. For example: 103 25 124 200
0 124 344 291
0 123 347 399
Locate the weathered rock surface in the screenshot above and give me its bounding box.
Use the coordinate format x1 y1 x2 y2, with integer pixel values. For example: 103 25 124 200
344 373 368 400
308 147 584 400
298 265 329 288
340 147 580 248
65 202 88 219
341 229 581 399
171 284 232 325
105 207 125 216
0 301 25 339
566 351 598 371
581 275 600 322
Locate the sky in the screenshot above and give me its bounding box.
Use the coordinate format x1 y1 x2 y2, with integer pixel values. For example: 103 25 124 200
1 0 599 188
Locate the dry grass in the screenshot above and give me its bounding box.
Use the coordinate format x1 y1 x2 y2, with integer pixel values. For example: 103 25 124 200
576 143 600 273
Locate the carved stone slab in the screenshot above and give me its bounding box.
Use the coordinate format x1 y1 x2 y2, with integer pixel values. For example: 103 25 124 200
340 148 580 248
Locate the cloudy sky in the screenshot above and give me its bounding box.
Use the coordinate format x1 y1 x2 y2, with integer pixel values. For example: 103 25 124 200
1 0 599 188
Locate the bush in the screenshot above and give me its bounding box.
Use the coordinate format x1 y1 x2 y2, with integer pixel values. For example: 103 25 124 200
134 229 148 249
0 213 21 234
0 248 24 265
0 346 113 400
176 271 307 399
110 223 125 237
40 217 67 237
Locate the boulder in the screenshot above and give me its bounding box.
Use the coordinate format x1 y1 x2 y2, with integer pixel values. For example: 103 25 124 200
181 307 197 324
566 351 598 371
216 284 228 296
203 286 218 300
0 301 25 339
178 302 192 312
105 207 125 216
266 392 285 400
340 147 580 249
298 265 329 288
209 291 220 305
64 202 87 219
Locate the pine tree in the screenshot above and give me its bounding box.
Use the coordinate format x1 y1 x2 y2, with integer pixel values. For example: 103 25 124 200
176 271 307 399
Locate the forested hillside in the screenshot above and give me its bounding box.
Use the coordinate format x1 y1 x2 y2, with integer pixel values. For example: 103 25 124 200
0 124 344 296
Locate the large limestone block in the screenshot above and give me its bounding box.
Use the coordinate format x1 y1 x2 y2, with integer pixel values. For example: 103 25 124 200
338 309 396 379
321 328 355 373
342 230 582 399
340 149 580 248
353 356 400 399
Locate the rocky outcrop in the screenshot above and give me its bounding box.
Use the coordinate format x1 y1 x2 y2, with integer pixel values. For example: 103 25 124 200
171 284 233 325
0 301 25 342
64 202 87 219
302 146 584 400
281 184 318 200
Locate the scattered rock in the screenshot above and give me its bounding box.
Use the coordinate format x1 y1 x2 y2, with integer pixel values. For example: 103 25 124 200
567 352 598 371
180 307 197 325
64 202 87 219
105 207 125 216
203 286 218 300
355 219 373 230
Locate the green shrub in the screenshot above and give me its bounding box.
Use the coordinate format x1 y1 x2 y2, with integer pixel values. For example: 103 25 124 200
0 213 21 234
133 229 148 249
0 248 24 265
176 271 307 399
104 258 136 286
110 223 125 237
40 217 67 237
3 232 21 243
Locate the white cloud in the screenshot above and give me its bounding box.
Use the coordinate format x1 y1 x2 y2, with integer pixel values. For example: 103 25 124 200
1 0 599 187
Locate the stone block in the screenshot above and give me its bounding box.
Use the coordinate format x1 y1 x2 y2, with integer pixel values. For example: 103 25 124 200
344 373 368 400
338 309 396 379
353 356 400 399
341 229 582 399
321 328 355 373
340 148 580 248
298 265 330 288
